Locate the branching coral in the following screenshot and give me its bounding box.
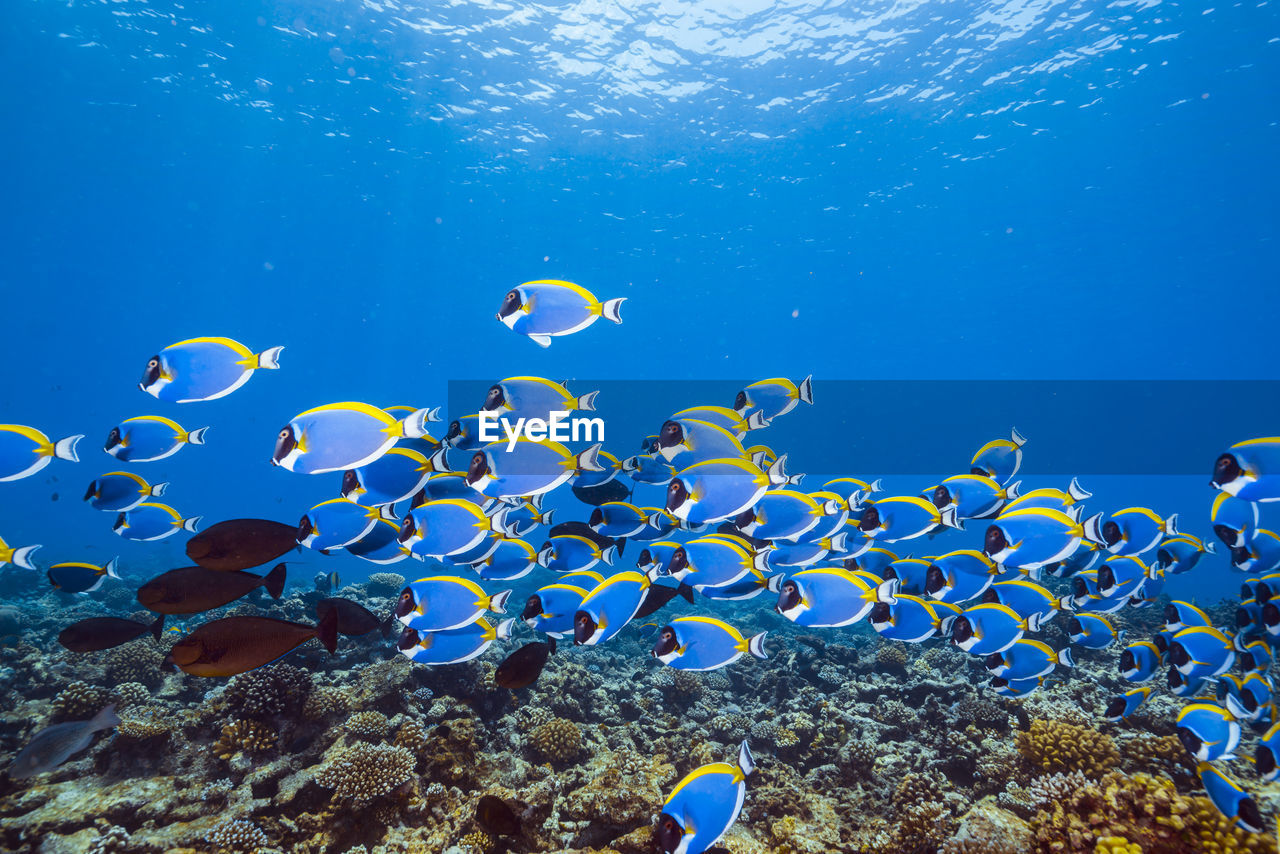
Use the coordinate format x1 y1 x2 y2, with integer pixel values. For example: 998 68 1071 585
316 742 415 803
215 719 277 760
224 663 312 719
530 717 582 764
206 817 269 853
1016 719 1118 778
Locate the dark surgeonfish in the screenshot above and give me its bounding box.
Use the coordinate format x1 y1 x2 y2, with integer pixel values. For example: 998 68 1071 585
549 521 623 556
167 612 338 677
315 597 392 638
58 615 164 652
185 518 299 571
137 563 287 615
476 793 521 836
634 582 695 620
571 477 630 506
495 637 556 690
9 705 120 780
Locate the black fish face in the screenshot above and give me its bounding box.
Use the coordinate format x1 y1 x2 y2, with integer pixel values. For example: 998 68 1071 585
394 588 416 619
857 505 881 533
1071 577 1090 599
588 507 604 528
1213 524 1244 550
497 289 522 320
924 565 946 595
1264 602 1280 629
1213 453 1242 488
1156 548 1174 568
483 384 505 411
732 390 748 411
112 512 126 532
668 548 688 575
1105 696 1127 719
397 627 420 651
466 451 488 485
732 508 756 530
655 812 683 853
1176 725 1202 757
990 677 1009 690
652 627 678 658
951 616 974 644
1119 649 1136 674
272 425 297 465
1239 797 1264 834
1231 545 1252 569
1097 564 1117 592
1237 607 1254 630
573 610 597 645
445 419 463 443
665 479 689 512
1152 633 1169 655
980 588 999 605
984 652 1004 671
104 426 123 452
1258 745 1277 778
1167 642 1190 668
296 514 314 543
1259 582 1276 605
1066 617 1084 637
657 420 683 449
1167 666 1185 689
776 580 801 613
521 595 542 622
970 465 991 477
1242 652 1258 671
869 601 891 625
983 525 1008 556
1163 603 1180 625
83 480 98 502
637 548 653 568
340 469 361 498
397 514 417 543
930 485 951 509
139 356 162 390
1101 520 1122 547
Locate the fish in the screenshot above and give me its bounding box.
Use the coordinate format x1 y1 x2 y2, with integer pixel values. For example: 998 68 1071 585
394 576 511 632
1085 507 1178 557
1000 479 1092 514
634 582 696 619
734 489 837 542
772 567 898 628
495 637 556 689
272 402 437 475
653 616 768 671
1240 639 1273 674
490 499 555 539
0 424 82 482
476 793 522 837
316 597 391 637
986 639 1074 680
653 419 748 469
733 376 813 426
982 579 1066 622
341 447 439 509
1167 668 1209 698
659 537 756 592
104 415 208 463
1231 529 1280 575
346 518 409 565
296 499 381 553
950 602 1041 656
588 502 650 538
113 503 201 541
397 618 514 665
57 615 164 652
1210 492 1259 551
1067 614 1124 649
495 279 625 347
571 476 633 507
0 535 41 571
869 595 962 643
1176 703 1241 761
472 538 538 582
482 376 598 424
1211 437 1280 503
398 498 493 559
1197 763 1264 834
665 458 771 526
856 496 962 543
991 675 1053 698
186 518 300 571
537 534 617 573
464 440 604 501
656 741 755 854
620 453 676 486
752 535 848 572
47 557 121 594
926 474 1020 521
139 337 283 402
8 705 121 779
983 507 1098 570
1152 534 1216 575
1163 600 1212 633
167 612 338 677
522 580 598 637
1118 641 1163 683
1223 672 1273 722
1105 687 1155 721
573 570 651 646
137 563 287 614
969 428 1026 485
83 471 168 513
1091 556 1151 600
924 550 998 605
1169 626 1236 678
1256 721 1280 781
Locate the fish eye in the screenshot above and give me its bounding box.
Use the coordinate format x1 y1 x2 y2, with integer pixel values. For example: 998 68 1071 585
279 429 289 439
148 359 158 368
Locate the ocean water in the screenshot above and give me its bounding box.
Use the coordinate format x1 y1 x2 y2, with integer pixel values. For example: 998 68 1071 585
1 0 1279 851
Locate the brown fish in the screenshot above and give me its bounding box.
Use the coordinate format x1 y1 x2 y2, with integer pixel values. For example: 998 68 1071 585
58 615 164 652
633 582 695 620
315 597 392 638
167 612 338 677
475 794 520 837
137 563 287 615
185 518 299 571
495 637 555 690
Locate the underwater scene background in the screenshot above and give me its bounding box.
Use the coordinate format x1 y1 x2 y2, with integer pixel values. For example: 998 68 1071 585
2 0 1279 851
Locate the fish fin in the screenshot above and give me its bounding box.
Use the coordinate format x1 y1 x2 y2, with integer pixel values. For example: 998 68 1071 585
1057 594 1076 612
489 590 512 614
494 618 516 640
766 454 791 487
53 435 83 462
746 410 769 431
1164 513 1180 536
104 557 121 579
737 740 756 777
1116 629 1129 644
749 449 768 470
1081 513 1106 545
747 631 769 659
677 582 695 604
264 562 287 599
540 508 556 527
1057 647 1076 667
185 427 209 445
1010 427 1027 447
316 607 339 654
766 574 784 594
937 615 958 637
752 547 774 573
600 544 618 566
821 498 843 515
255 346 285 369
1204 541 1217 555
875 578 900 604
576 390 599 412
1004 480 1022 501
1225 695 1249 719
94 704 121 730
149 481 170 497
536 544 554 567
528 334 552 348
940 506 964 530
526 493 545 512
576 444 604 473
600 297 626 324
797 375 814 405
400 407 439 439
11 544 42 570
1067 477 1092 502
181 516 202 533
828 531 849 553
149 613 165 642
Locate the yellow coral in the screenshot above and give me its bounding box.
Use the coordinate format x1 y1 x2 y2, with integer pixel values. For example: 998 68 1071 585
531 717 582 764
1095 837 1141 854
1016 719 1118 778
214 719 276 760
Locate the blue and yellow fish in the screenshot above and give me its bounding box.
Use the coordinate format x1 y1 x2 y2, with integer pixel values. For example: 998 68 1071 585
969 428 1026 485
951 602 1040 656
733 376 813 427
105 416 207 463
652 616 768 671
1086 507 1178 557
83 471 168 513
1177 703 1241 761
656 741 755 854
113 503 200 541
1211 437 1280 504
666 458 770 526
394 576 511 632
139 337 283 402
857 496 962 543
397 618 513 665
984 507 1096 570
47 558 120 594
986 638 1073 680
273 402 436 475
1119 641 1163 683
573 570 650 646
772 566 897 628
1197 763 1264 834
496 279 625 347
297 499 380 553
398 498 493 560
0 425 82 482
1067 614 1124 650
0 535 40 571
869 595 961 643
521 578 598 638
1106 687 1155 721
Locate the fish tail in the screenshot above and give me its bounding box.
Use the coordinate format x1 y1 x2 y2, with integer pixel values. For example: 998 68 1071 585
797 374 814 405
1004 480 1022 502
737 740 756 777
181 516 202 533
1067 477 1092 502
10 544 40 571
1010 427 1028 447
316 607 339 654
747 631 770 659
575 444 604 473
575 390 599 412
53 435 84 462
600 297 626 324
600 544 618 566
149 613 165 642
1081 513 1106 545
149 481 170 497
264 562 287 599
185 426 209 445
489 589 512 614
1164 513 1180 537
255 346 285 369
1057 647 1075 667
494 618 516 640
103 557 121 579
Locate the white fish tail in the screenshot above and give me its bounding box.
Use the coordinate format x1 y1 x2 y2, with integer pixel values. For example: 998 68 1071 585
1057 648 1075 667
752 548 774 573
401 408 440 439
766 454 791 487
600 544 618 566
528 335 552 348
53 435 83 462
601 297 626 324
575 390 599 412
746 410 769 430
875 578 900 604
1205 541 1217 555
1010 427 1028 447
535 544 554 567
428 447 452 473
255 346 285 369
797 375 814 405
747 631 769 659
576 444 604 473
489 589 512 614
181 516 202 532
148 481 170 497
185 427 209 445
1081 513 1106 545
540 509 556 527
11 545 40 570
737 740 756 777
827 531 849 553
104 557 121 579
1004 480 1022 501
786 472 805 487
494 618 516 641
939 506 964 530
1164 513 1180 536
765 573 785 594
749 450 768 469
1067 477 1092 502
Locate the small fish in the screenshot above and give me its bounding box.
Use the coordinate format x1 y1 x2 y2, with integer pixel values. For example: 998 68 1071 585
986 639 1074 680
951 602 1040 656
772 567 898 628
926 474 1020 522
398 498 493 559
397 618 514 665
660 537 756 592
1164 600 1212 633
856 496 962 543
982 579 1065 622
653 617 768 671
0 535 41 571
983 507 1097 570
139 337 283 402
1067 614 1124 649
870 595 961 644
1210 492 1259 551
1085 507 1178 557
341 447 439 508
472 537 538 582
1256 721 1280 782
495 637 556 689
588 502 650 538
732 376 813 427
734 489 836 542
104 416 207 463
653 419 747 469
113 503 201 542
1000 479 1092 514
496 279 625 347
969 428 1026 485
1118 641 1163 683
1211 437 1280 503
1169 626 1236 678
522 580 597 638
47 557 121 594
1223 672 1273 722
1105 687 1155 722
83 471 168 513
475 793 522 837
8 705 120 779
58 615 164 652
464 441 604 501
1197 763 1264 834
316 597 390 637
0 425 82 482
297 499 380 552
571 475 632 506
346 518 409 565
537 534 617 573
168 612 338 677
186 518 300 571
1240 639 1273 674
620 453 676 486
137 563 286 614
272 402 437 475
1177 703 1241 761
656 741 755 854
394 576 511 632
991 675 1053 698
1152 534 1216 575
924 550 998 605
491 499 555 539
482 376 598 424
1230 529 1280 575
634 582 696 619
573 570 651 646
665 458 771 526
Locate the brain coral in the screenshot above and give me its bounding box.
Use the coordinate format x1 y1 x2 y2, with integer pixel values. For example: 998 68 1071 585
531 717 582 764
224 663 313 719
1016 719 1118 778
316 742 415 803
365 572 406 596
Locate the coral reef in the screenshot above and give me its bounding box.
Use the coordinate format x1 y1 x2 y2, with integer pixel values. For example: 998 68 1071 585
214 719 277 759
1017 719 1119 778
531 717 583 764
315 742 416 803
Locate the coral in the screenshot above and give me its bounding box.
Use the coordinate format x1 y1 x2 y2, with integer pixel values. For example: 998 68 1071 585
51 680 107 721
303 685 350 720
224 663 312 719
116 706 171 739
345 709 389 740
110 681 151 710
215 719 277 759
876 643 908 671
1016 719 1118 778
708 712 752 739
104 643 165 686
86 824 147 854
952 695 1008 729
531 717 582 764
458 830 493 853
1094 838 1141 854
316 742 415 803
394 719 428 754
206 817 269 853
940 798 1033 854
1028 771 1192 853
1123 733 1196 776
365 572 406 596
1186 795 1272 854
200 778 236 801
870 698 916 728
670 669 702 700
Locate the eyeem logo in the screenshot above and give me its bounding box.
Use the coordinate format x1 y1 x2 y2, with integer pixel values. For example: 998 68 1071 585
477 410 605 452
